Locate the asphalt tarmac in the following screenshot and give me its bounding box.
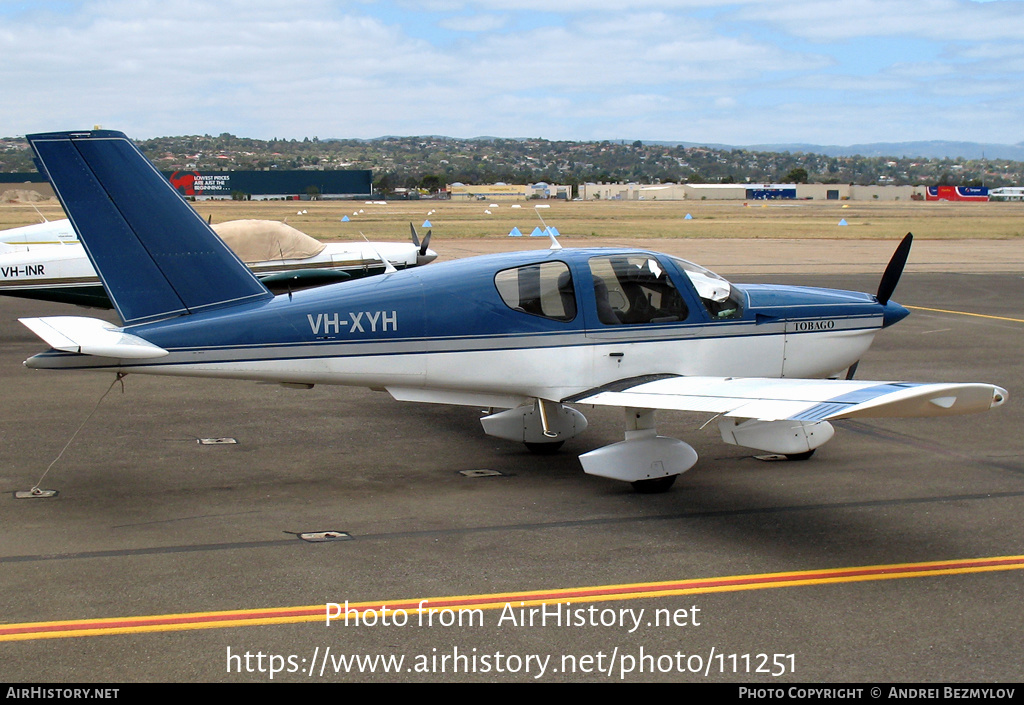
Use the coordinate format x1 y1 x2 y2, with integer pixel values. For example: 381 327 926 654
1 253 1022 683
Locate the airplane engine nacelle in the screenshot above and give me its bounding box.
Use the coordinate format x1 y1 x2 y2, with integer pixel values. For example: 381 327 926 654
480 402 588 444
718 418 835 455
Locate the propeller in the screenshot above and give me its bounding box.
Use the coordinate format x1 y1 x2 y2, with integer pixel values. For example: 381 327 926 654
409 222 435 264
409 222 432 255
876 233 913 305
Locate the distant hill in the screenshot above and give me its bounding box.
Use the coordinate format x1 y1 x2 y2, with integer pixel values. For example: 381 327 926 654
354 136 1024 161
4 134 1023 188
659 140 1024 162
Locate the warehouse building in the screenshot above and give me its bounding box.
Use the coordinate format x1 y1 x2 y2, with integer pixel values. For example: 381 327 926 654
989 187 1024 201
166 169 372 200
579 182 926 201
0 169 372 201
447 182 572 201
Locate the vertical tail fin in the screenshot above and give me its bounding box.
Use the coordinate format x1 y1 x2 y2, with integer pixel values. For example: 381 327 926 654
27 130 271 325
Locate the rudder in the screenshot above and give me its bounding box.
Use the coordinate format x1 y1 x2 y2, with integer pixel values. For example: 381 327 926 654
28 130 271 325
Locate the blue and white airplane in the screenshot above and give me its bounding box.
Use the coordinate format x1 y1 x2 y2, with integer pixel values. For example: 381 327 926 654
18 130 1007 492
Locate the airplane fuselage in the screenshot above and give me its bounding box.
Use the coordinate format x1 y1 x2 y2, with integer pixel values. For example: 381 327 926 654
25 247 903 409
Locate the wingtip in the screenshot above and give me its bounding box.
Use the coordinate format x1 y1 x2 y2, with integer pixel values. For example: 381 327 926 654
992 386 1008 408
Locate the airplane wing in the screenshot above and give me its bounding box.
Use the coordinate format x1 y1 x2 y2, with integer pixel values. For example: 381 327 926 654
568 375 1007 421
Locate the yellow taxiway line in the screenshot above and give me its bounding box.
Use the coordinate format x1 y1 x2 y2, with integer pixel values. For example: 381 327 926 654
3 555 1024 642
905 305 1024 324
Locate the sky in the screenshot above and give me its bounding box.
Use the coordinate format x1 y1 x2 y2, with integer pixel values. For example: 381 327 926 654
1 0 1022 145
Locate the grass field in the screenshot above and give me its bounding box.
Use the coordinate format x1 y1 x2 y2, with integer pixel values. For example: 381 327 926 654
2 198 1023 243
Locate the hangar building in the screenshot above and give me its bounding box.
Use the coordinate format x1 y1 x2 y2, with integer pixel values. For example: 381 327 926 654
448 182 572 201
167 170 372 200
579 182 927 201
0 170 373 201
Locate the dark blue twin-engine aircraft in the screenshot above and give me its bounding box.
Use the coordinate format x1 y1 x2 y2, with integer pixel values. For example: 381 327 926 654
19 130 1006 492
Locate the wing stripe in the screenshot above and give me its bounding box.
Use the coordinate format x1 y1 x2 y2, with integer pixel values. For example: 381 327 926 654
788 383 916 421
789 401 855 422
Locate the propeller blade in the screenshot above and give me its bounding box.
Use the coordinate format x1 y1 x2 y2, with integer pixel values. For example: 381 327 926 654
419 229 431 256
409 222 420 248
876 233 913 305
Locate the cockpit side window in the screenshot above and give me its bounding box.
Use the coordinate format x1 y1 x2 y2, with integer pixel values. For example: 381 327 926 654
587 255 689 325
494 261 576 321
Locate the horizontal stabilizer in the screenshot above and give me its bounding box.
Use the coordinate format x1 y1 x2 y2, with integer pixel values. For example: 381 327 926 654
19 316 168 359
571 376 1007 421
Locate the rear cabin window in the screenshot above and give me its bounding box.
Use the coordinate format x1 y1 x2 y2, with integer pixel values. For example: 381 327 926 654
494 261 576 321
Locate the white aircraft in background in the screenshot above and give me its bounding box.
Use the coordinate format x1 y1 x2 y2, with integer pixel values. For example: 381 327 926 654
17 130 1007 493
0 218 79 245
0 218 436 307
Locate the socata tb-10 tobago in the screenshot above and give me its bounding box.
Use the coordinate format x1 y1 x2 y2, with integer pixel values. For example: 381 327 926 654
19 130 1006 492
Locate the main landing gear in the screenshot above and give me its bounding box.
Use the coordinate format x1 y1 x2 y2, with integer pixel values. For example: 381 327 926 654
482 403 827 494
481 403 692 493
480 399 587 454
579 409 695 493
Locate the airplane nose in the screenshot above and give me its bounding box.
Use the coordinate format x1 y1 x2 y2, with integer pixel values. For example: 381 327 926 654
417 248 438 266
882 300 910 328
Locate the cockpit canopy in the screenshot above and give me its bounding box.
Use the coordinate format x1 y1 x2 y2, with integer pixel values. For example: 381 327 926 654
491 251 745 326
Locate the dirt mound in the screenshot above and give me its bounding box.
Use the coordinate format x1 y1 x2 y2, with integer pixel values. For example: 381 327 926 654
1 189 52 203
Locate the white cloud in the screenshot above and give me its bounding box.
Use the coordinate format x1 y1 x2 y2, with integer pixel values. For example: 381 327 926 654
2 0 446 136
437 14 508 33
1 0 1022 144
737 0 1024 42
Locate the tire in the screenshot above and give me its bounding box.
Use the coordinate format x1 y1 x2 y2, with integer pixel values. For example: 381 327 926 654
630 475 678 493
785 449 816 461
524 440 565 454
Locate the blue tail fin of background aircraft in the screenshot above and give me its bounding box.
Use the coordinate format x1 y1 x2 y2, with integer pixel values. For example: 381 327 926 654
27 130 272 325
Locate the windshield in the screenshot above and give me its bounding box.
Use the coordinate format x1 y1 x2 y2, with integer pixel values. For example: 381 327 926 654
668 257 744 320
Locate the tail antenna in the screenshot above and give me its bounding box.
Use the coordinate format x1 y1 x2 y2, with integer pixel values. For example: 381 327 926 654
360 232 397 274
